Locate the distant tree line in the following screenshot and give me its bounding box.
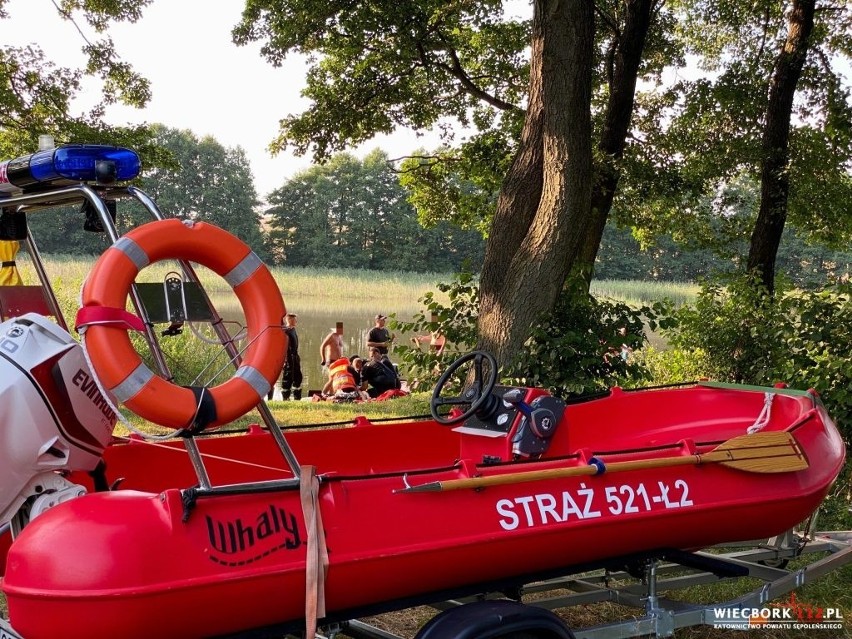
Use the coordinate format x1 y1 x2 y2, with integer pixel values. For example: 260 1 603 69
25 127 483 274
263 149 484 273
23 126 852 287
597 224 852 288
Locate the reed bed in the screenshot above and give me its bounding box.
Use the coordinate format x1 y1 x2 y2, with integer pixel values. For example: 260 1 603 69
16 255 452 314
18 255 699 319
591 278 699 307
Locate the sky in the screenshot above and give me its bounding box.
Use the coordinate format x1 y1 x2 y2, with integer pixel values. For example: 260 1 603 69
0 0 442 197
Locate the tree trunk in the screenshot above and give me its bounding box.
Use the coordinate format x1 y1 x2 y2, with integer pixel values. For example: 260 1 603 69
576 0 655 288
746 0 815 294
478 14 546 306
477 0 595 365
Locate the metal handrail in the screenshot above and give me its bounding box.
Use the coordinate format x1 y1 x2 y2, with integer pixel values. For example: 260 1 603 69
5 183 302 486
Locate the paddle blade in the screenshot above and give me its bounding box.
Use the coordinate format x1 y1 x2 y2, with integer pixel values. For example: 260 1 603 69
707 431 808 473
396 481 443 493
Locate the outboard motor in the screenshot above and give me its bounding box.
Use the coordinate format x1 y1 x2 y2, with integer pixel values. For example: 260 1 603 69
0 313 116 535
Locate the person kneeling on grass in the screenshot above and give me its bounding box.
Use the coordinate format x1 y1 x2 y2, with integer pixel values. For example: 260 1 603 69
361 347 402 399
321 357 366 402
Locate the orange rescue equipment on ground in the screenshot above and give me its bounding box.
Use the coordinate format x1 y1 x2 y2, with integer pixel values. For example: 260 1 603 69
78 219 286 430
329 357 357 393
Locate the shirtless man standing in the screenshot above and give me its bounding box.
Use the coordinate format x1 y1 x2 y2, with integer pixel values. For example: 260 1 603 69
320 322 344 370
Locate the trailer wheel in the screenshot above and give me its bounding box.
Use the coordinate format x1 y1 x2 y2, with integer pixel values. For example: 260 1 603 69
414 600 574 639
759 557 790 569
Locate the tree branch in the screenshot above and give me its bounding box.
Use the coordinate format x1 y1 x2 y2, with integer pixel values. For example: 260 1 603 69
432 33 522 112
50 0 95 48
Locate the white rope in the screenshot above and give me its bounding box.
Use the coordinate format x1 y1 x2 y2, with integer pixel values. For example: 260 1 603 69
747 392 774 434
111 434 289 474
187 318 247 345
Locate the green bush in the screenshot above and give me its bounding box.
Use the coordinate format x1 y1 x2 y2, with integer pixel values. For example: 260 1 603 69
663 274 852 437
664 273 794 385
662 274 852 530
396 273 676 398
778 284 852 428
502 277 672 397
637 345 708 386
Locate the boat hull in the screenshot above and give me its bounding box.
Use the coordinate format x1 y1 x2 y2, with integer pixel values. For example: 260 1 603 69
2 385 846 639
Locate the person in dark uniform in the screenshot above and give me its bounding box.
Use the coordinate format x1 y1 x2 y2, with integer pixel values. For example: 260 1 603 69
367 314 394 355
361 346 401 398
270 312 303 400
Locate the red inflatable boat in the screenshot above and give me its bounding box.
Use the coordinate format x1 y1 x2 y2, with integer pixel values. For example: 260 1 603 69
0 146 845 639
1 374 844 639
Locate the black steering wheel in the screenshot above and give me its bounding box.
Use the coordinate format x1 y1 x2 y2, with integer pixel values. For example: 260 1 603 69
430 351 499 425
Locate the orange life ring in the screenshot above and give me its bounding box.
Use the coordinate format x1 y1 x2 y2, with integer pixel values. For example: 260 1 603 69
79 219 286 430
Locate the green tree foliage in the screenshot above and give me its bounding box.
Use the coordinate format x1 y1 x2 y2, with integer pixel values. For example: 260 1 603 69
0 1 166 160
398 137 516 237
139 126 265 254
633 0 852 291
233 0 528 161
264 150 484 272
46 0 152 105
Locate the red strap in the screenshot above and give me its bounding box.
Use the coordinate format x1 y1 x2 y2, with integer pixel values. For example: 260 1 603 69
75 306 145 333
300 465 328 639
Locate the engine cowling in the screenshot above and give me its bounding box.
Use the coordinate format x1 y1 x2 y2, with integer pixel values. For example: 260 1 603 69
0 313 116 527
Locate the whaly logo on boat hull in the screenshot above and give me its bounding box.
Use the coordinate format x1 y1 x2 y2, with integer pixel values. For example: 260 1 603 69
206 504 302 567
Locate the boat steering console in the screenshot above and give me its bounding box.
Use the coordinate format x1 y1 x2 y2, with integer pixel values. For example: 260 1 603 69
430 351 565 458
430 351 500 426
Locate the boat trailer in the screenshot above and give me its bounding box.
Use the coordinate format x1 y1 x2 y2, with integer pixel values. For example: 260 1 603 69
329 526 852 639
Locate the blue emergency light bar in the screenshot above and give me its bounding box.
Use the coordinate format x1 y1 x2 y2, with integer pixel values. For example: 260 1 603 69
0 144 140 193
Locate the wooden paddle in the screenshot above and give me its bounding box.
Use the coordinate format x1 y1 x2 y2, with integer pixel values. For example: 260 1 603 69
399 431 807 493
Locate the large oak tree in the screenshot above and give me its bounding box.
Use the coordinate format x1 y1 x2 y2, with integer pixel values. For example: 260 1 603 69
476 0 594 362
234 0 665 363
